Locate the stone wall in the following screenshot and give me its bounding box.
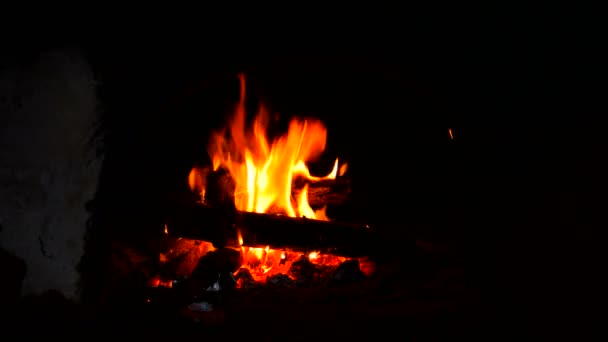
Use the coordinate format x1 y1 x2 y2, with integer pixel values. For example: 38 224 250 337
0 48 103 300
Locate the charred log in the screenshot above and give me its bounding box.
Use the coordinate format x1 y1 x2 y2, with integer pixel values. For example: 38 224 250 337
164 203 398 258
292 176 351 208
204 167 236 210
184 167 237 248
191 248 242 279
289 255 318 284
190 166 351 208
188 248 241 291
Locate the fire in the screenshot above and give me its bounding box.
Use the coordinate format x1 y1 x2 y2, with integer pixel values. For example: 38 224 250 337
193 73 344 220
152 73 374 290
147 234 374 288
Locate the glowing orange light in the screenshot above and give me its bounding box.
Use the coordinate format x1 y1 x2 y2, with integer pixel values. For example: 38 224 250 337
237 230 243 246
194 73 343 220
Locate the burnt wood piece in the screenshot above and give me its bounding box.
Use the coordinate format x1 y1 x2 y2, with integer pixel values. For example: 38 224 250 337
164 204 400 258
291 176 351 207
190 166 350 208
204 167 237 210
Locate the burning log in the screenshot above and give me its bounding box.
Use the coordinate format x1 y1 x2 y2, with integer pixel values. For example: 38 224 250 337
190 247 241 290
157 239 215 281
164 203 392 258
204 167 236 210
288 255 318 284
292 176 351 208
193 166 351 209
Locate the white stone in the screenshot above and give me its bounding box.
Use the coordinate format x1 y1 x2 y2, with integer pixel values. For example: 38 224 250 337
0 48 103 300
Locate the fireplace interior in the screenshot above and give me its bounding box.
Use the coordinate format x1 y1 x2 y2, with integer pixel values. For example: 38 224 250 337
68 46 485 339
3 31 602 340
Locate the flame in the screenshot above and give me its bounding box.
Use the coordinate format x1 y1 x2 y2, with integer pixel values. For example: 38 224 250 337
199 73 343 220
237 230 243 246
339 162 348 177
161 74 376 289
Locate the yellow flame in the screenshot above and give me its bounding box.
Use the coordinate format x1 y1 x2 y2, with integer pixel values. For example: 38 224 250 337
237 230 243 246
204 73 339 220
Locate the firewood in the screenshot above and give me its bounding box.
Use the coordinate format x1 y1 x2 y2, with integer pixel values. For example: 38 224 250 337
158 240 213 280
190 248 242 281
164 203 387 258
292 176 351 207
194 166 351 208
204 167 237 210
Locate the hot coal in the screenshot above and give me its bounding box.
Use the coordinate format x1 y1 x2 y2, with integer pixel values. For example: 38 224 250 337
234 268 256 289
190 248 242 287
191 248 242 276
288 255 319 284
158 240 210 281
146 236 373 298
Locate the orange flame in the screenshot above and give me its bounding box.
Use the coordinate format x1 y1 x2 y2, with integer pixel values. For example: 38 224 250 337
172 74 374 288
198 73 343 220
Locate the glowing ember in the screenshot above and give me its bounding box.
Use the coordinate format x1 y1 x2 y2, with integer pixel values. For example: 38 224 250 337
148 276 173 288
190 73 345 220
147 236 374 289
234 244 350 284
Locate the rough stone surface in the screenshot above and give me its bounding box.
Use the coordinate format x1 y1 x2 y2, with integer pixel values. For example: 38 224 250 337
0 48 103 300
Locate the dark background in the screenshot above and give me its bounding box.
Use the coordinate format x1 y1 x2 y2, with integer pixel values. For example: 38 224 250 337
4 13 606 337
